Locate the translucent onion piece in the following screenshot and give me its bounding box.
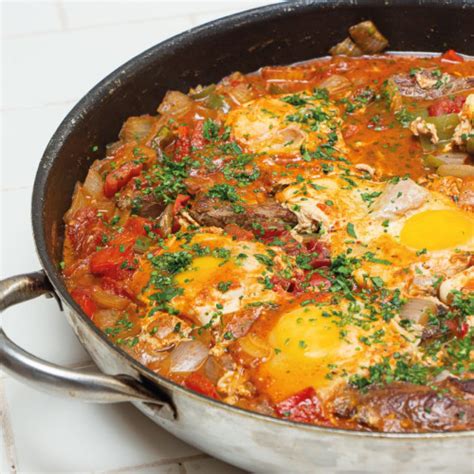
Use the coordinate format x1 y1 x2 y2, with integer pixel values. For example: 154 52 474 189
119 115 155 143
83 168 104 199
94 309 121 327
157 90 193 118
238 333 272 360
228 82 255 105
400 298 437 326
204 356 222 383
158 204 173 236
91 287 129 310
106 140 122 157
349 21 388 54
434 370 455 383
169 340 208 373
318 74 352 95
64 185 87 222
437 164 474 177
329 37 363 57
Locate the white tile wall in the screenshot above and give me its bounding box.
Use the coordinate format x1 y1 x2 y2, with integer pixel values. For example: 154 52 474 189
0 1 275 472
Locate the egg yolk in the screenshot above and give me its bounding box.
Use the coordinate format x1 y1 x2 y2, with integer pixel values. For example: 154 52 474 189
260 306 354 401
175 256 225 287
400 209 474 251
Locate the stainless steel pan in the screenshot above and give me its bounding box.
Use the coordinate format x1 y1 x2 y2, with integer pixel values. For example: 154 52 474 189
1 1 473 472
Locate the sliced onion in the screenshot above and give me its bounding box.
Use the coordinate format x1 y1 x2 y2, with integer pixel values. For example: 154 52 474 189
119 115 155 143
169 340 208 373
204 356 222 383
106 140 122 157
83 168 104 199
318 74 352 95
434 370 456 383
437 164 474 177
64 185 88 222
238 333 272 359
157 91 193 118
400 298 437 326
228 82 255 105
94 309 120 327
91 287 129 310
158 203 173 236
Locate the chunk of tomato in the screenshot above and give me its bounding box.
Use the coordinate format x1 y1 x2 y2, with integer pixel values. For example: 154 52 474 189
104 161 143 198
184 373 219 399
124 216 153 237
440 49 464 62
428 96 466 117
275 387 328 424
71 288 97 318
190 120 207 150
174 125 191 161
224 223 255 241
67 207 106 258
89 245 134 280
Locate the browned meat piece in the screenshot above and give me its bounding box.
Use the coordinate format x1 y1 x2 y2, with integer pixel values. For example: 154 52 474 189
331 378 474 432
188 195 297 234
223 307 263 339
117 184 166 218
391 71 474 100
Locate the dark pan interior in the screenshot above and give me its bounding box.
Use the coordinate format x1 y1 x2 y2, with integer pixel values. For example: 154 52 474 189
33 0 473 295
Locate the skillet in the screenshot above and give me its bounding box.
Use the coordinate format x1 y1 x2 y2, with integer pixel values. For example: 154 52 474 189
1 1 473 471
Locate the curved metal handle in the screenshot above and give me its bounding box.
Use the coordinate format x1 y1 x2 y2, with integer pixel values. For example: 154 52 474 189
0 272 174 415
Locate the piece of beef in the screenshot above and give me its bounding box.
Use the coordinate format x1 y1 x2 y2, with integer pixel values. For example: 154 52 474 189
117 185 166 219
188 195 297 234
391 70 474 100
331 378 474 432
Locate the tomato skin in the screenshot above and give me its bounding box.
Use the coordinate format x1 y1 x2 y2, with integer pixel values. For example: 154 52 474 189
305 240 331 268
190 121 207 149
441 49 464 62
124 216 153 237
275 387 328 424
309 272 331 291
71 289 97 318
224 223 255 241
174 126 191 161
89 245 133 280
101 277 134 300
428 96 466 116
184 373 219 399
104 161 143 198
445 319 469 339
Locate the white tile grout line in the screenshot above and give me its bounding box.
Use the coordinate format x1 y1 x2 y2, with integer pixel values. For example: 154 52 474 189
0 378 18 474
98 453 209 474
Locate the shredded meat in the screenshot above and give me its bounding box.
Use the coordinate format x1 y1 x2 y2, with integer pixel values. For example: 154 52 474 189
409 116 439 144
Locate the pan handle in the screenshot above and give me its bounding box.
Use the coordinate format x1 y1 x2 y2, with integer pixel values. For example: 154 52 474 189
0 271 175 416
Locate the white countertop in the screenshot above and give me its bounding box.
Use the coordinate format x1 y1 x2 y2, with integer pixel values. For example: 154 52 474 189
0 2 273 472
